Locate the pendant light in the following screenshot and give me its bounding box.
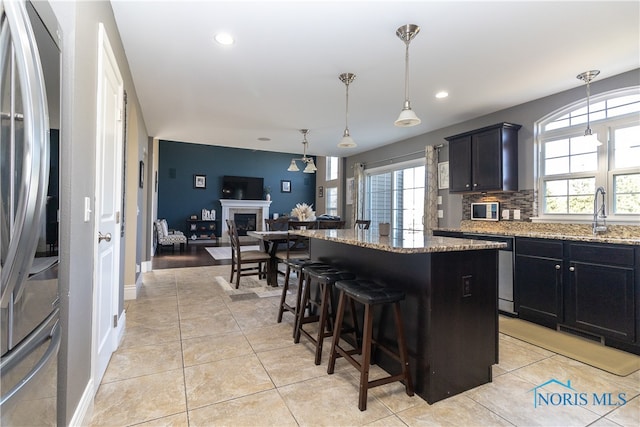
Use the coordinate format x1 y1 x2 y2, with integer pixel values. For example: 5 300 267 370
287 129 317 173
576 70 601 144
395 24 421 127
338 72 357 148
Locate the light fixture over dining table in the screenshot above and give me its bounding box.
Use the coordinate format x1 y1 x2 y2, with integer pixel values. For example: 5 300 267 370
287 129 317 173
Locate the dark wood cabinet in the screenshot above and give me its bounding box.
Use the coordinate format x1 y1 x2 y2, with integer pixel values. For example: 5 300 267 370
565 242 636 343
446 122 521 193
515 238 564 329
515 237 638 352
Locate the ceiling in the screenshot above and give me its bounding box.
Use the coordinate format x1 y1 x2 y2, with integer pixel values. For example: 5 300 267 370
110 1 639 158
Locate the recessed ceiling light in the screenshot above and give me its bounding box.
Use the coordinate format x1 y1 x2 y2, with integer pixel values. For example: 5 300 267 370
214 32 234 45
435 91 449 99
257 137 271 141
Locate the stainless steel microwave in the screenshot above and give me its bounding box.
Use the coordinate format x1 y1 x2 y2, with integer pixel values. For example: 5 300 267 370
471 202 499 221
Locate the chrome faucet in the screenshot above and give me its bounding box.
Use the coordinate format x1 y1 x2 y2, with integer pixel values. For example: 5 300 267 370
593 186 607 235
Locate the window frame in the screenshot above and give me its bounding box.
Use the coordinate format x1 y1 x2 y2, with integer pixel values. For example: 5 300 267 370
363 158 426 234
535 87 640 224
325 186 338 216
326 156 339 181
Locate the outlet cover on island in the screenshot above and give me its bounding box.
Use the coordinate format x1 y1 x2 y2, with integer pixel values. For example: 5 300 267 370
502 209 510 220
514 209 521 220
437 209 444 218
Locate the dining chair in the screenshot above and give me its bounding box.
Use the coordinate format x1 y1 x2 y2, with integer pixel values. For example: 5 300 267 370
288 220 318 230
317 220 346 229
355 219 371 230
226 219 271 289
265 217 289 231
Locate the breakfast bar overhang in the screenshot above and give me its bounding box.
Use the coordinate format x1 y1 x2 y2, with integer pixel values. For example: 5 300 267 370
295 229 506 404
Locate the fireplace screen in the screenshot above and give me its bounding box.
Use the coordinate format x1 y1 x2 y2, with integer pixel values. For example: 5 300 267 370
234 213 257 236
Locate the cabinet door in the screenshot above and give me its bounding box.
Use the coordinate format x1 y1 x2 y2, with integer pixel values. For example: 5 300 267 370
472 128 502 191
448 135 471 192
566 262 635 342
515 254 563 328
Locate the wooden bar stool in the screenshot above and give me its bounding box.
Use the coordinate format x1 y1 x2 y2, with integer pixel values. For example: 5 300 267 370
294 265 358 365
277 260 328 326
327 279 414 411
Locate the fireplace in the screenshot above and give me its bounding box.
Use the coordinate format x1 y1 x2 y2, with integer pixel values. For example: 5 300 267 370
219 199 272 241
234 213 257 236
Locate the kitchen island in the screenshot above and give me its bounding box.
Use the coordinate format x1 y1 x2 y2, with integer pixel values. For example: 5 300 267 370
294 228 506 404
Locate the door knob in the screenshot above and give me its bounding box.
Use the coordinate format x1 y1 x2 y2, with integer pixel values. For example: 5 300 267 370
98 232 112 243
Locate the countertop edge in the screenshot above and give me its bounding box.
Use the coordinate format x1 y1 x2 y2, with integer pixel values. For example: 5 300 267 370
294 230 507 253
434 227 640 246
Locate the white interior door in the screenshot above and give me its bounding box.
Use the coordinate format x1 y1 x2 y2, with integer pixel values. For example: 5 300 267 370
93 23 123 387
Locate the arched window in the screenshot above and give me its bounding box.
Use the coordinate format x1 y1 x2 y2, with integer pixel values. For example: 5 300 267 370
535 87 640 223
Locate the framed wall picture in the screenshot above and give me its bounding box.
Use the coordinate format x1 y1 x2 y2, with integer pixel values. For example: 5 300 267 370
281 180 291 193
346 177 354 205
194 174 206 189
438 162 449 190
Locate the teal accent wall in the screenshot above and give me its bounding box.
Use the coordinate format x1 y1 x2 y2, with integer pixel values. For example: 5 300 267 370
158 140 316 235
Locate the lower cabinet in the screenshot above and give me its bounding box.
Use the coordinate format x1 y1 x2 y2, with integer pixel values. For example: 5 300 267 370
515 238 563 329
515 237 638 352
565 242 636 343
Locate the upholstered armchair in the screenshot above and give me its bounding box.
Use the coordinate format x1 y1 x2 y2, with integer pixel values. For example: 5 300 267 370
154 219 187 253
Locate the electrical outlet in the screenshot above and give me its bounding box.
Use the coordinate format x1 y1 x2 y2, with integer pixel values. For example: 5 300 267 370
502 209 510 220
462 275 472 297
437 209 444 218
514 209 521 220
437 196 442 205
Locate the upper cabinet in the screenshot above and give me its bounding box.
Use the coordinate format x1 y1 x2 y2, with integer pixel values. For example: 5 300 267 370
446 122 521 193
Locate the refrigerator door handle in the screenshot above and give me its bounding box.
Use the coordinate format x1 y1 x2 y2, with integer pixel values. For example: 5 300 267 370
0 310 60 407
0 0 50 308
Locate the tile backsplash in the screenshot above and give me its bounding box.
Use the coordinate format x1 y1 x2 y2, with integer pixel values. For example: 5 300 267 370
462 189 534 221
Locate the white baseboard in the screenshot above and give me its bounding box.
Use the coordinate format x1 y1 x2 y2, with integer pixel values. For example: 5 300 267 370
124 282 138 300
124 272 144 300
141 260 152 272
69 378 94 427
116 310 126 346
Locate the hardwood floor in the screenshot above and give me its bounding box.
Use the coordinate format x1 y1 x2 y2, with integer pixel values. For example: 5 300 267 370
152 242 231 269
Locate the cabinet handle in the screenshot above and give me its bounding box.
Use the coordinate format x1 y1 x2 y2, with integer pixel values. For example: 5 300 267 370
473 183 478 187
465 184 470 188
555 264 561 270
569 266 575 272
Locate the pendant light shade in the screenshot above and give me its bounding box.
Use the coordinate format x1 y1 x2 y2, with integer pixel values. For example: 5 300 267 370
395 24 421 127
288 129 316 173
338 72 357 148
287 159 300 172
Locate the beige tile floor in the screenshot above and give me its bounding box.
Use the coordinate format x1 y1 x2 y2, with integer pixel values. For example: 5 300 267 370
90 265 640 426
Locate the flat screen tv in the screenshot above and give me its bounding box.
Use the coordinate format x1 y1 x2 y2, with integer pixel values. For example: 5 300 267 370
221 175 264 200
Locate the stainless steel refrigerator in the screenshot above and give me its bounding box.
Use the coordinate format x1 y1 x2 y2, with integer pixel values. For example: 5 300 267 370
1 1 61 425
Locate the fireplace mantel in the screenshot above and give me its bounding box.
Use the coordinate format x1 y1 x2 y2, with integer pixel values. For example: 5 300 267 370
220 199 272 239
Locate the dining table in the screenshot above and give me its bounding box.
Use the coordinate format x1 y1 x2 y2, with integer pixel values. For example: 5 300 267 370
246 230 290 287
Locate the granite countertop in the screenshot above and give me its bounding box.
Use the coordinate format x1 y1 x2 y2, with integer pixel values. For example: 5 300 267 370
436 221 640 246
295 229 506 254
